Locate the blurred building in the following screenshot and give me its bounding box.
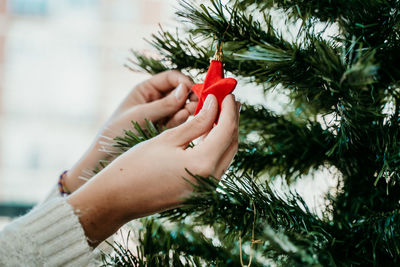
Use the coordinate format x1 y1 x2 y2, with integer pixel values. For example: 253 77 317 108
0 0 174 205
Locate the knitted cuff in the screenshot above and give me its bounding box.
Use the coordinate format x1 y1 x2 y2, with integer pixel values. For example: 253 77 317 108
19 197 95 266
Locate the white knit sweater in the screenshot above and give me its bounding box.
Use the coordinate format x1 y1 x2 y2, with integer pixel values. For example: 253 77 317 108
0 188 96 266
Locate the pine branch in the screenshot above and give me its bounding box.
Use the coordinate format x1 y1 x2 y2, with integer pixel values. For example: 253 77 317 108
260 225 325 266
161 172 327 237
101 217 245 266
231 0 400 84
235 104 334 180
92 120 161 178
131 1 383 116
113 120 160 152
331 122 400 221
127 29 211 75
178 0 285 47
126 50 169 74
161 172 336 265
162 171 400 265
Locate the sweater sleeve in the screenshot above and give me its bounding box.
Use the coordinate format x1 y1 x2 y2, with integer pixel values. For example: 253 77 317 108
0 197 95 266
38 183 116 257
41 184 61 203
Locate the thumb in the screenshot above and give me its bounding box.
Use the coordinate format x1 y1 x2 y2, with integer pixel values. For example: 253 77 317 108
164 94 218 147
135 83 190 122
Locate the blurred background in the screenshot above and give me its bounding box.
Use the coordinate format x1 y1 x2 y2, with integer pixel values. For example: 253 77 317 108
0 0 177 218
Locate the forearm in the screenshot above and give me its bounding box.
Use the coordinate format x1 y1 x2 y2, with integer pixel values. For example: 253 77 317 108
67 177 123 248
65 122 133 193
65 137 109 193
66 156 186 248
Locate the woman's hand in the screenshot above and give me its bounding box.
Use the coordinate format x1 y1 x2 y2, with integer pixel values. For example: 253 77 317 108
65 71 197 192
67 94 239 247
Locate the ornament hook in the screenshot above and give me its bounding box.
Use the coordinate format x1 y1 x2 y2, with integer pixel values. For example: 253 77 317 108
213 41 223 61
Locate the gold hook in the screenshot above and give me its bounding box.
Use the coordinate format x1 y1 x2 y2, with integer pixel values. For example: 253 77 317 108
213 41 223 61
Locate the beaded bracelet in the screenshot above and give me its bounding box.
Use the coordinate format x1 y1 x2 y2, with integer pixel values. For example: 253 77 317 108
58 170 71 197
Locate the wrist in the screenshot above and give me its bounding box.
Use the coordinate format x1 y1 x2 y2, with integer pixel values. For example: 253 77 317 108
66 140 107 193
67 173 125 247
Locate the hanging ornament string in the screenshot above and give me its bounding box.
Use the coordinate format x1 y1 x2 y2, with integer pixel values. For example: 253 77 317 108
239 202 263 267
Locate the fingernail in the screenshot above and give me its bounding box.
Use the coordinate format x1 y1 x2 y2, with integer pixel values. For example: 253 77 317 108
199 95 213 115
206 94 215 110
174 84 185 101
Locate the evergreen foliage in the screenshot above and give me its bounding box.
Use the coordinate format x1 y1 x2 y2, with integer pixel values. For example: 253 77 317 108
104 0 400 266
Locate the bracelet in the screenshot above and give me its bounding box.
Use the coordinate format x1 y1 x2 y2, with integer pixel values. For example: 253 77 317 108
58 170 71 197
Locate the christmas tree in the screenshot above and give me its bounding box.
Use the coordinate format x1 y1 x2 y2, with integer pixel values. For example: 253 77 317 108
102 0 400 266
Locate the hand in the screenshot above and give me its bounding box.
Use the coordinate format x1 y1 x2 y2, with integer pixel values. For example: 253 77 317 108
65 71 197 192
67 94 240 247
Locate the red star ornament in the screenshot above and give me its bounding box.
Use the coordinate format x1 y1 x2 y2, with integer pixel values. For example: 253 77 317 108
192 60 237 120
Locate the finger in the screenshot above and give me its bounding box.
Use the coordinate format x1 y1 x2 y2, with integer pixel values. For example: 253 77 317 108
163 94 218 147
141 70 193 97
157 102 197 129
196 101 239 146
165 109 190 128
134 83 191 122
214 137 238 177
215 102 240 177
185 101 198 115
199 102 239 144
114 71 193 114
189 91 199 102
198 130 212 144
195 94 237 164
